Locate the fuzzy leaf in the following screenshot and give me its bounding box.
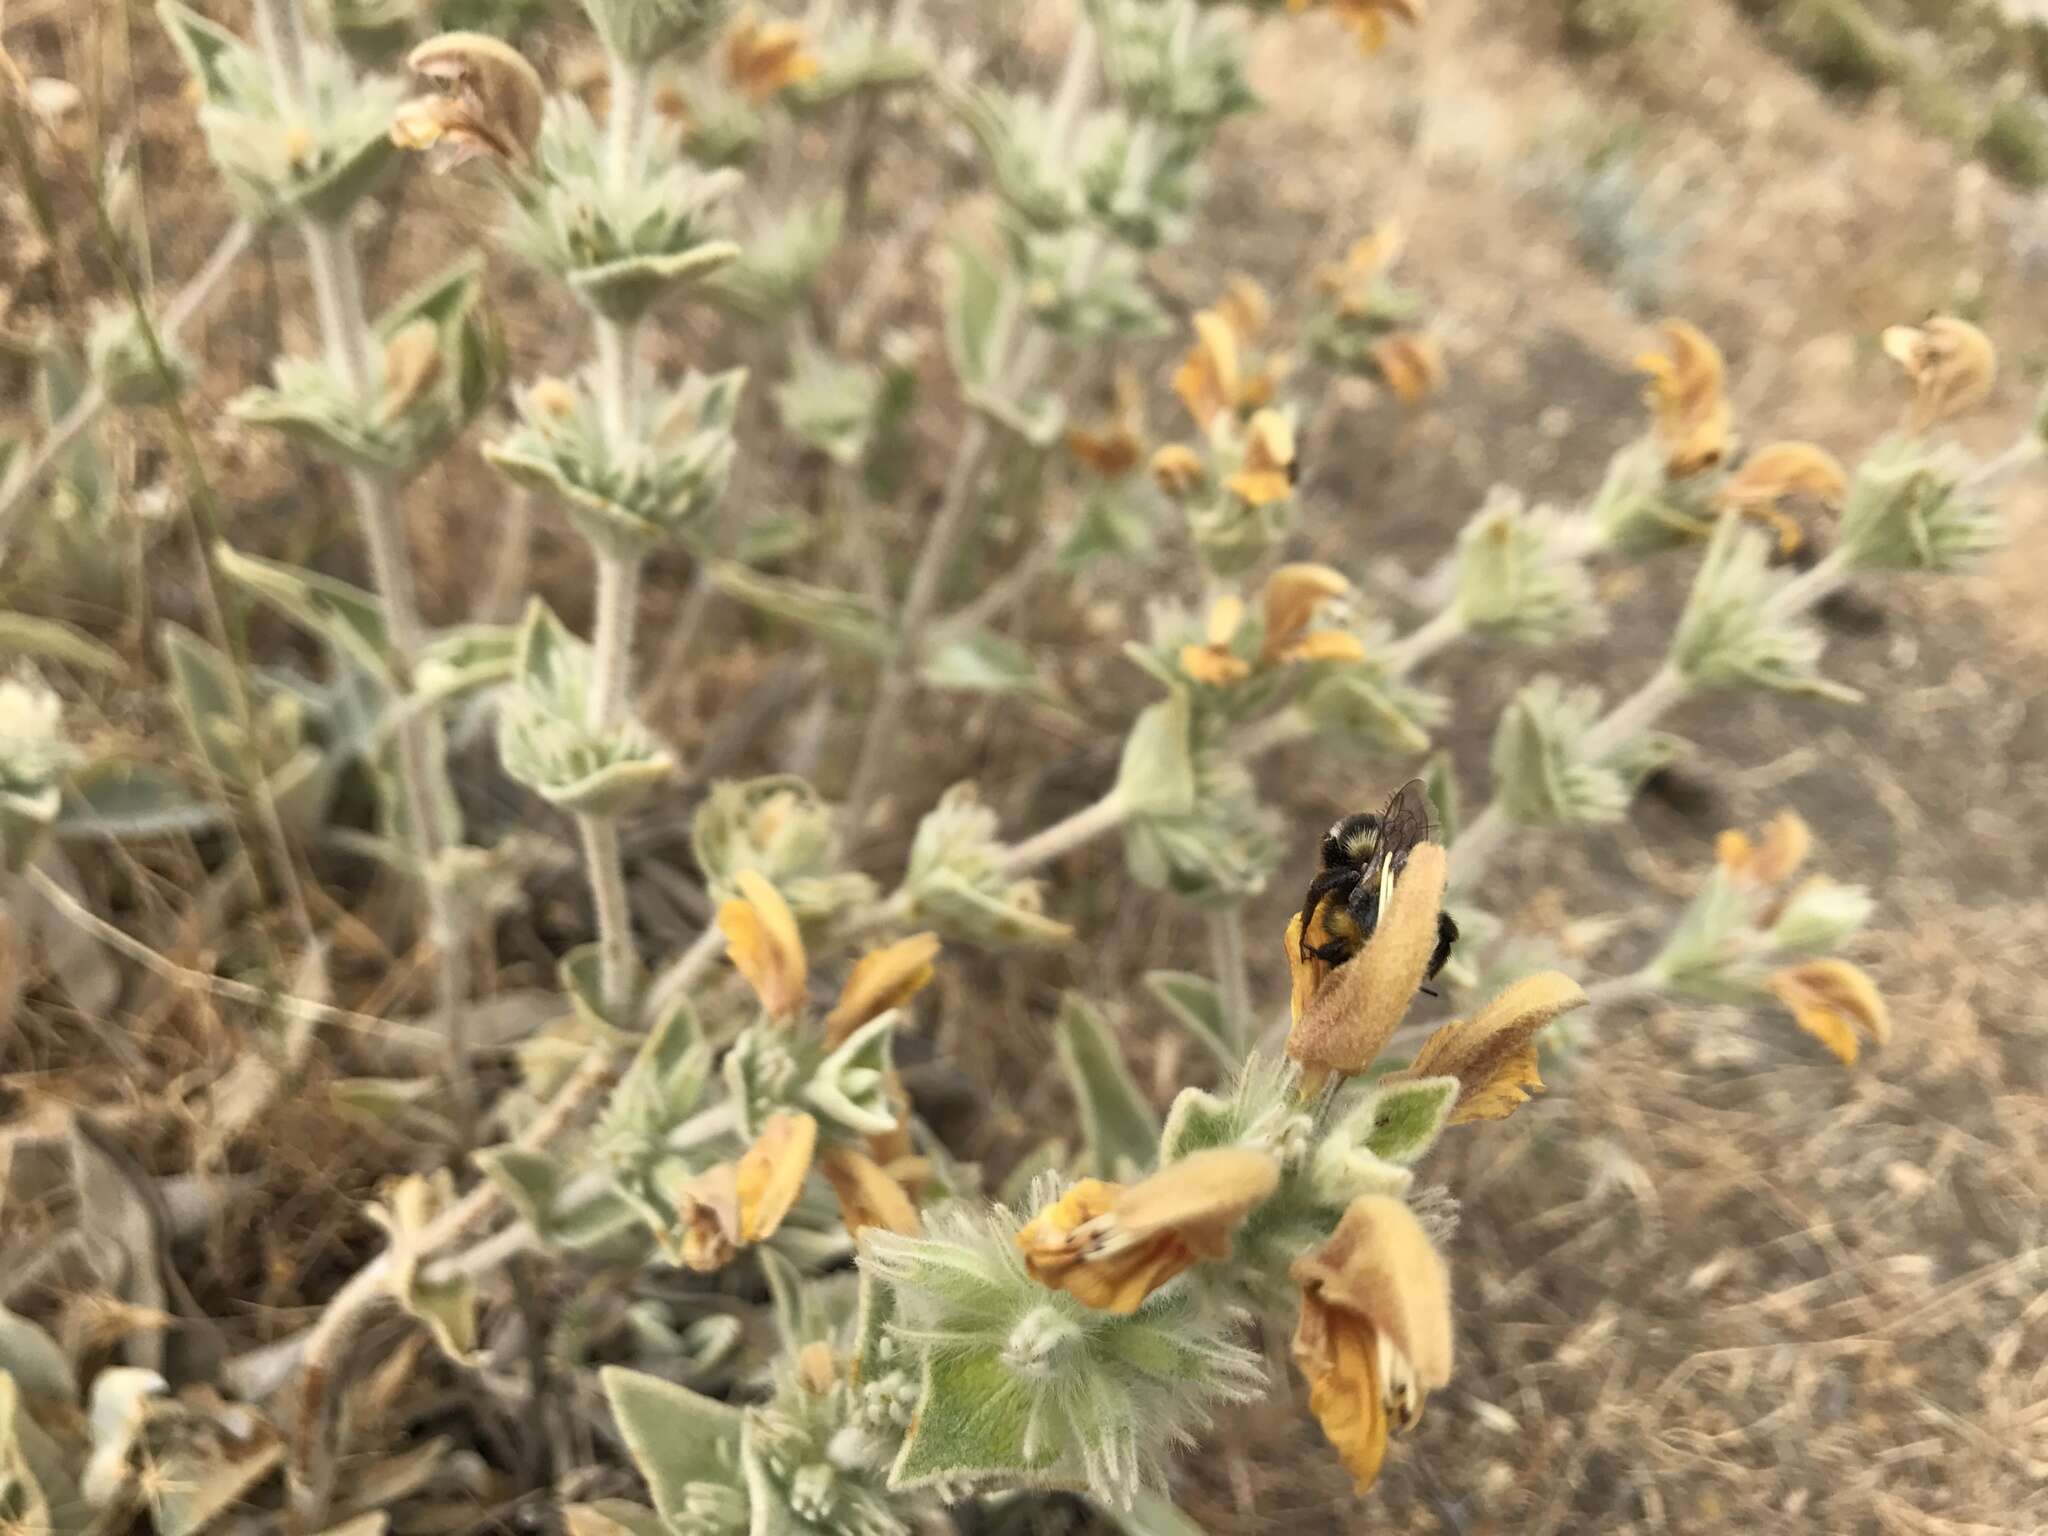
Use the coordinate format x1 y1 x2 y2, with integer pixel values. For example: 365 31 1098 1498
1115 690 1196 819
1156 1085 1238 1162
1104 1492 1209 1536
159 623 244 781
0 614 123 675
1356 1076 1460 1165
600 1366 745 1519
215 544 395 684
944 238 1005 385
1143 970 1240 1069
921 629 1063 705
889 1347 1052 1490
57 762 221 841
1056 993 1159 1179
708 562 895 657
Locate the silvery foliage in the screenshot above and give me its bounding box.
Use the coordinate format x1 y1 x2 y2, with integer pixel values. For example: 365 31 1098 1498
495 601 673 815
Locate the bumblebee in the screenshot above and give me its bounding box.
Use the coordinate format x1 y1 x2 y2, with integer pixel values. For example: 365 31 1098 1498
1296 778 1458 983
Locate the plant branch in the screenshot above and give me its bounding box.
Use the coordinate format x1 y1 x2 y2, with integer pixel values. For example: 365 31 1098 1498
999 786 1129 876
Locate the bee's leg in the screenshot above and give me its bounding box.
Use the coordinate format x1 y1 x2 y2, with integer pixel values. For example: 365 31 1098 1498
1343 875 1383 948
1425 911 1459 981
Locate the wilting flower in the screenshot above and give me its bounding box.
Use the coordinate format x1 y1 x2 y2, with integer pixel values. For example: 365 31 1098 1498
821 931 940 1046
1716 809 1811 887
1225 409 1298 506
1179 595 1254 686
1285 843 1447 1076
1882 316 1997 433
1767 959 1890 1066
667 1110 818 1271
1370 333 1444 405
1068 368 1146 479
1636 319 1734 477
1716 441 1848 555
1292 0 1427 54
1291 1195 1452 1493
718 868 808 1020
820 1145 922 1238
1150 442 1207 497
1316 223 1404 316
1389 972 1588 1124
1260 563 1365 665
1016 1148 1280 1314
393 32 546 170
724 9 821 102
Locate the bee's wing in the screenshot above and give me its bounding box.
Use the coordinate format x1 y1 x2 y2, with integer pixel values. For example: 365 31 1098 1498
1376 778 1438 863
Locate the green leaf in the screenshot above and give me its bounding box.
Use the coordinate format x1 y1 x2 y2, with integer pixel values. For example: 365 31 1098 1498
921 628 1064 706
0 613 123 674
888 1347 1053 1491
600 1366 745 1520
1422 749 1459 848
1142 971 1239 1070
214 544 395 683
1055 993 1158 1179
413 624 518 707
1156 1085 1238 1163
155 1 247 104
567 243 744 324
802 1011 900 1136
159 623 244 780
943 238 1004 385
1357 1076 1460 1165
1115 689 1196 819
57 762 221 841
708 561 895 657
0 1304 76 1402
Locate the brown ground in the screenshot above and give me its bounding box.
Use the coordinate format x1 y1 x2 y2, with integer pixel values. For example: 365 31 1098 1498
3 0 2045 1532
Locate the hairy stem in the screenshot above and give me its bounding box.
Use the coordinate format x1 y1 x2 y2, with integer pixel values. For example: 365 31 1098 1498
1208 907 1253 1052
577 810 638 1013
999 786 1129 876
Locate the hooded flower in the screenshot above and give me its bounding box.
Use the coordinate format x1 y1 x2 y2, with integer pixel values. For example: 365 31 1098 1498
724 9 821 102
1370 333 1444 405
718 868 808 1020
1172 283 1282 432
1150 443 1207 497
1636 319 1734 477
821 931 940 1046
1716 810 1811 887
1016 1148 1280 1314
1882 316 1997 433
1260 563 1364 665
1225 409 1298 506
1068 368 1147 479
820 1145 922 1238
1291 1195 1452 1493
1179 595 1254 686
1292 0 1428 54
1285 843 1448 1076
665 1110 818 1271
1767 959 1890 1066
1316 223 1404 316
392 32 546 170
1718 441 1849 555
1388 972 1588 1124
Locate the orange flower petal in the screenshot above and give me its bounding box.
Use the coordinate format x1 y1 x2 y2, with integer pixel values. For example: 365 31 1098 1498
822 932 940 1046
718 869 808 1019
1768 960 1890 1066
736 1110 817 1242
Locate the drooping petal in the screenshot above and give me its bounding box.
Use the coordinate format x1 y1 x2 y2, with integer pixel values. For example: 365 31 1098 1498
1636 319 1733 476
819 1145 921 1238
718 869 808 1019
1261 563 1351 661
1392 971 1588 1124
1767 960 1890 1066
1371 333 1445 405
736 1110 817 1242
1883 317 1997 433
1715 810 1811 887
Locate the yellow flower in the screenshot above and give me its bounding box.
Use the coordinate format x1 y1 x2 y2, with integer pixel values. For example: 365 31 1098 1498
1715 810 1811 887
668 1162 742 1272
1636 319 1734 477
1150 443 1207 497
1067 368 1147 479
1178 594 1254 686
393 32 547 169
724 8 821 102
819 1145 922 1238
1882 316 1997 433
1316 223 1406 316
1286 843 1447 1076
1172 292 1283 432
1291 1195 1452 1493
1390 972 1588 1124
736 1110 818 1241
1768 960 1890 1066
1260 563 1361 665
796 1341 838 1394
718 869 808 1020
528 377 577 419
1224 408 1298 507
820 931 940 1046
1370 333 1445 405
1717 442 1849 556
1016 1148 1280 1315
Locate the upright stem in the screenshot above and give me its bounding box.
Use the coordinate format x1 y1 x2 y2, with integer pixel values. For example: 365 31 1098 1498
1208 907 1252 1052
575 51 656 1018
249 0 470 1113
843 26 1102 828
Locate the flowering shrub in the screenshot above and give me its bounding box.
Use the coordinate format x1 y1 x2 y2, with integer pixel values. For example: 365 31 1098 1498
0 0 2040 1531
